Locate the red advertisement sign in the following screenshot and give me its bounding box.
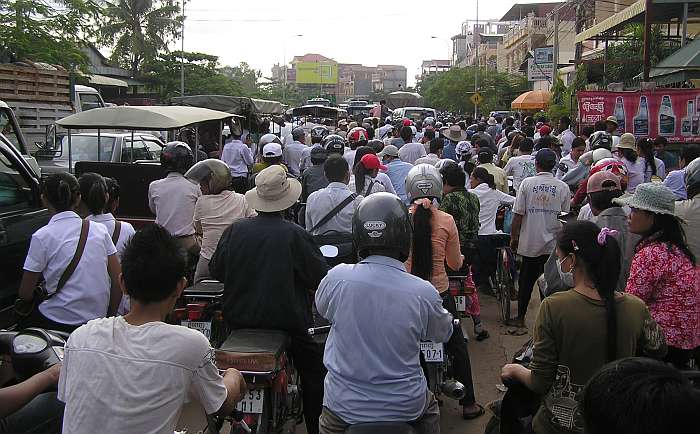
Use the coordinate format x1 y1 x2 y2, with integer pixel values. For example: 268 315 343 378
578 89 700 143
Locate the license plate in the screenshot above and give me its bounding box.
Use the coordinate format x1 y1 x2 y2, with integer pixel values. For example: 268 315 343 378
181 321 212 339
236 389 264 414
420 342 444 362
455 296 466 312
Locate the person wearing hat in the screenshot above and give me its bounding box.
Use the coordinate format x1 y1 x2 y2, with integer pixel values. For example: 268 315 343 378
614 133 646 193
509 148 571 333
210 165 328 434
442 124 467 162
605 115 619 135
220 125 254 194
252 142 288 176
618 182 699 369
301 146 330 203
476 147 508 193
379 145 413 204
486 117 500 141
349 154 387 196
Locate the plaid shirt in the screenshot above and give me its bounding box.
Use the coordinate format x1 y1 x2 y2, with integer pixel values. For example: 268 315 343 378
439 189 480 244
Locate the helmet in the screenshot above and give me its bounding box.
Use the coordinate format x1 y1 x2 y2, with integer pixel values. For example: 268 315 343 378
685 156 700 198
259 133 282 148
352 192 411 261
592 158 627 176
589 131 612 150
291 128 305 142
185 159 232 195
456 141 471 157
310 126 329 141
424 116 435 126
323 134 346 155
592 148 613 164
160 141 194 174
348 127 368 144
406 164 443 202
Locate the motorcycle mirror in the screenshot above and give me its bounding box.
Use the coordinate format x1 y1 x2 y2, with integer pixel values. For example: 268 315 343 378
12 333 48 354
319 245 339 258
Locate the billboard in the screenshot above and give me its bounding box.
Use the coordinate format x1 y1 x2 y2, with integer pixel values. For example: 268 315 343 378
295 62 338 85
578 89 700 143
527 58 553 82
534 46 553 65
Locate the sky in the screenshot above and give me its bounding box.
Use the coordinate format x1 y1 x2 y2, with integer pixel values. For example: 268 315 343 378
181 0 521 86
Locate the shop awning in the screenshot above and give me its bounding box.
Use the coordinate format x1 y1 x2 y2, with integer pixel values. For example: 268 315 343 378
649 37 700 85
87 74 128 88
575 0 645 43
511 90 551 110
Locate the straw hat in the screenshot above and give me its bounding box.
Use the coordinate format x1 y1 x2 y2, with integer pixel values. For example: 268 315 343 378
245 165 301 212
442 124 467 142
616 133 636 151
613 182 677 216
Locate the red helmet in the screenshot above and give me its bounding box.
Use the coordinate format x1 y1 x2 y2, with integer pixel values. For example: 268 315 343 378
590 158 628 190
348 127 368 144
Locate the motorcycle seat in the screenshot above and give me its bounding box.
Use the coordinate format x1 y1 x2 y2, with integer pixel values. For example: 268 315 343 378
346 422 417 434
183 280 224 297
216 329 289 372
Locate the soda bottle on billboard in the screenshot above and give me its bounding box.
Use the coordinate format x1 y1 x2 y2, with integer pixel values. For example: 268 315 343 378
693 96 700 135
682 100 694 136
633 96 649 136
658 95 676 136
613 96 626 133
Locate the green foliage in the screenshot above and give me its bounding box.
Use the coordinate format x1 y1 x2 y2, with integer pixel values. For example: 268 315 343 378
99 0 182 76
605 24 677 84
0 0 100 69
144 51 242 99
220 62 261 95
417 67 528 114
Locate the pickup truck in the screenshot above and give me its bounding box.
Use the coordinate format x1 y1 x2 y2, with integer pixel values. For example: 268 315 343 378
0 131 49 326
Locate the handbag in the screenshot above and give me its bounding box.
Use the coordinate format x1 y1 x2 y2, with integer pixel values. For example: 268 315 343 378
309 194 357 264
14 220 90 318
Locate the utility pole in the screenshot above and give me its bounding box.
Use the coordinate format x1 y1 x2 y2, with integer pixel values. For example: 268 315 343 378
552 10 559 90
474 0 479 120
574 0 584 65
642 0 653 81
180 0 185 97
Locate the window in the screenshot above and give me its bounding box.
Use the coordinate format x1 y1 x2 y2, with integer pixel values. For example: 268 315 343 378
0 110 21 150
0 151 30 212
78 93 104 112
143 139 163 160
58 136 116 162
121 139 151 162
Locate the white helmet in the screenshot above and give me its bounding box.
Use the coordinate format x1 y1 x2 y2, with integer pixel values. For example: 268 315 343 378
185 159 232 195
259 133 282 148
406 164 443 202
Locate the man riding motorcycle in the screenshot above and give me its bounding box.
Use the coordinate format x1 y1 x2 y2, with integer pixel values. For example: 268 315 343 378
315 193 454 434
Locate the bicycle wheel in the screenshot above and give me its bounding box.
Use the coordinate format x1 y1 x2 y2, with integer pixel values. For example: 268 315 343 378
497 249 512 323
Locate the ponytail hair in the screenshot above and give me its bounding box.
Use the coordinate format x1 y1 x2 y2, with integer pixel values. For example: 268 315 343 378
557 220 621 362
353 161 371 194
105 177 121 213
78 172 108 215
471 167 496 189
410 200 434 281
42 172 80 212
637 138 657 177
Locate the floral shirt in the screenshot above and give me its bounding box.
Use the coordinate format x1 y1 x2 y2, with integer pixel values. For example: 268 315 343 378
625 240 700 350
439 189 480 245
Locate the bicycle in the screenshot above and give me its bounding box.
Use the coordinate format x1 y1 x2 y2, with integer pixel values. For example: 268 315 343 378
489 233 517 324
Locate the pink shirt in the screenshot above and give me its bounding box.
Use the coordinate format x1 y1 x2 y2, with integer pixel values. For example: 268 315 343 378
405 206 463 292
625 240 700 350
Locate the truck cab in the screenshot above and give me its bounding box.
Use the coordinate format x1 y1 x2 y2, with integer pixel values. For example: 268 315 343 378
0 100 41 177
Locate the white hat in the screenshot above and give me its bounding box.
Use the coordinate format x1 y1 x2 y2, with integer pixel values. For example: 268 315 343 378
245 165 301 213
487 117 497 125
262 143 283 158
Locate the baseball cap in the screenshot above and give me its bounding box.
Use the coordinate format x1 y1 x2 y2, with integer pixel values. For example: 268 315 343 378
535 148 557 166
539 124 552 136
402 118 412 127
378 144 399 158
359 154 387 171
587 171 621 193
262 142 282 158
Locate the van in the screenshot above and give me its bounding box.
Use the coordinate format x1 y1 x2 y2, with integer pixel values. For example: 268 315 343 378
392 107 437 122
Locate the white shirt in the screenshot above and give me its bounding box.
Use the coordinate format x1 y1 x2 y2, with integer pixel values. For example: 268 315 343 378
643 156 666 182
558 128 576 155
513 172 571 257
23 212 117 325
469 184 516 235
284 141 306 177
348 175 386 196
377 124 393 140
306 182 363 234
59 317 227 434
86 213 135 257
504 154 537 192
621 157 646 193
221 139 253 177
398 142 427 164
577 204 594 221
194 191 256 260
343 149 357 170
375 172 396 195
300 143 322 172
148 173 201 237
414 153 440 166
555 154 577 180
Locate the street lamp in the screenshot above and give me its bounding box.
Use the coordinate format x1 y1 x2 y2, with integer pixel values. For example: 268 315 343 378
180 0 186 97
282 34 304 103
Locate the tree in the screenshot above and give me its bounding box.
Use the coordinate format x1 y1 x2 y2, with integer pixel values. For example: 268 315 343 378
0 0 100 68
144 51 242 99
417 67 528 114
99 0 182 76
220 62 262 95
604 24 677 85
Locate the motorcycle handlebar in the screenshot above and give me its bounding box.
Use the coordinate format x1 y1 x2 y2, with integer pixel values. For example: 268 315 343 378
307 325 331 336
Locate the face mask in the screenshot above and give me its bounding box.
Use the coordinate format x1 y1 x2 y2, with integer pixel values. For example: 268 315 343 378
557 255 575 288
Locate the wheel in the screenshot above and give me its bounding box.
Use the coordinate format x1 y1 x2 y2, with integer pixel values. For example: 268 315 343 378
496 249 512 323
483 415 500 434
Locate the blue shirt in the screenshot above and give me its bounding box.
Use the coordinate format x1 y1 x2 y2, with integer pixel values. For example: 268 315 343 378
316 256 453 424
663 169 687 199
384 159 414 203
442 141 457 161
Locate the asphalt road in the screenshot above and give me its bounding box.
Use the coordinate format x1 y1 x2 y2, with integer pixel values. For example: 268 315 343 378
177 290 541 434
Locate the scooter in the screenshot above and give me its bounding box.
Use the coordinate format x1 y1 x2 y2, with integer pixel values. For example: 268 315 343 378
421 319 467 404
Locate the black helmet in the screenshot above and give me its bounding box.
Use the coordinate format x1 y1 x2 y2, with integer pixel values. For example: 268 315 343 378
311 126 329 141
323 134 346 155
685 156 700 198
589 131 612 150
352 192 412 261
161 141 194 174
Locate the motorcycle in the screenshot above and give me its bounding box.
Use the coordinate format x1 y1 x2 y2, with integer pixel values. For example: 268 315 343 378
420 319 467 404
177 280 303 434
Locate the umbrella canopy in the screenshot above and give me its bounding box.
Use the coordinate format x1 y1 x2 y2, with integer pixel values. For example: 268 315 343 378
56 105 241 130
511 90 551 110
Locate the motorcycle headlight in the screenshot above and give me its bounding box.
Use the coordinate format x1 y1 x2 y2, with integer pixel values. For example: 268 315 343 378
13 333 48 354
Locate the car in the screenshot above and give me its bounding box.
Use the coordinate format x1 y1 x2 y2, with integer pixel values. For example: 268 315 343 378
392 107 437 122
38 132 165 174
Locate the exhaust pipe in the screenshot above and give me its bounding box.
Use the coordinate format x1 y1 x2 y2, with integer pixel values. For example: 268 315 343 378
441 379 466 400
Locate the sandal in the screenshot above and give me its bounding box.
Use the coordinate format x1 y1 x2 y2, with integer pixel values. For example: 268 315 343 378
462 403 485 420
475 330 490 341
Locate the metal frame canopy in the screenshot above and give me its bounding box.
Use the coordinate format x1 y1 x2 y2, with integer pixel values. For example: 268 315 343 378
56 105 240 129
289 105 348 119
170 95 286 115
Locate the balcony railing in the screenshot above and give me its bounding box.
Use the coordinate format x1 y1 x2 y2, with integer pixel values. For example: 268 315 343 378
503 15 548 48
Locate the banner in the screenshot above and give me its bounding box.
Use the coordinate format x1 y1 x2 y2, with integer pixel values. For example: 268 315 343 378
578 89 700 143
295 62 338 85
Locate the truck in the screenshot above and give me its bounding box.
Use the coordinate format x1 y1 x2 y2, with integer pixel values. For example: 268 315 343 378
0 63 105 152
